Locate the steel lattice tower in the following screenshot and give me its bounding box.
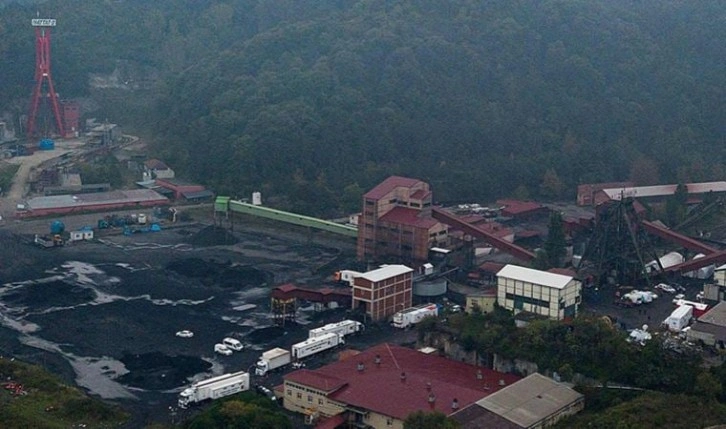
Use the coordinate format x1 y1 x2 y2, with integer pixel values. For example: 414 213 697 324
27 17 65 139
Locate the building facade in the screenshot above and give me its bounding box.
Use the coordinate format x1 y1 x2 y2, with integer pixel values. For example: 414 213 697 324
282 343 520 429
496 265 581 320
352 265 414 322
356 176 448 266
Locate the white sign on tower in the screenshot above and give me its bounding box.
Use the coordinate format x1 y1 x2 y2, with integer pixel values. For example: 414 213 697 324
31 19 56 27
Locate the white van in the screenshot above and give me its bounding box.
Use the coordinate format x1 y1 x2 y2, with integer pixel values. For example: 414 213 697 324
222 337 243 351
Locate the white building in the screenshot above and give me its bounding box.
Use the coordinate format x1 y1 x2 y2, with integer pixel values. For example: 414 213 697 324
496 265 581 320
714 264 726 287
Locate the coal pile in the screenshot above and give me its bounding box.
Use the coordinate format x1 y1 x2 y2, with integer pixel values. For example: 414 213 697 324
167 258 270 288
166 258 218 278
1 280 95 310
186 226 238 247
246 325 295 344
117 352 211 390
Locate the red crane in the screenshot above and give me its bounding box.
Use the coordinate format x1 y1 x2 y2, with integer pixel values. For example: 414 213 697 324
27 17 65 139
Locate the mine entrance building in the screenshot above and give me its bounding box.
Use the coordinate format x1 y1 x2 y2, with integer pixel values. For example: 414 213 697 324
496 265 582 321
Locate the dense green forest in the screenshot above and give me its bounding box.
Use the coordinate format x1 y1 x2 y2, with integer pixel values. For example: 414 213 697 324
0 1 724 216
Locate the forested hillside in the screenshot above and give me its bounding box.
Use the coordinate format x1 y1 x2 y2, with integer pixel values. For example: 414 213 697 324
0 1 724 215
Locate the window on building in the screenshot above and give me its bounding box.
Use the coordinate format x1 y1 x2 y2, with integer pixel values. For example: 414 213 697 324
297 392 302 399
318 398 324 405
365 200 375 206
307 395 313 403
287 389 292 396
387 417 394 426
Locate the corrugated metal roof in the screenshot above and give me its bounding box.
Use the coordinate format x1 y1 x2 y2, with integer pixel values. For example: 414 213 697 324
26 189 168 210
697 301 726 327
285 343 520 421
475 373 583 428
363 176 424 200
497 265 573 289
379 206 439 229
602 181 726 200
359 265 413 282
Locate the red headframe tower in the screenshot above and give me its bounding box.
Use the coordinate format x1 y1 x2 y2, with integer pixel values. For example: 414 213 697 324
27 17 65 139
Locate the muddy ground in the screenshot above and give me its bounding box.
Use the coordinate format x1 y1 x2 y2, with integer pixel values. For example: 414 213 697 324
0 219 414 427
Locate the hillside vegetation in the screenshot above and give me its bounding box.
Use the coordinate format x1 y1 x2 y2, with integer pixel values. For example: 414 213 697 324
0 1 724 215
0 358 128 429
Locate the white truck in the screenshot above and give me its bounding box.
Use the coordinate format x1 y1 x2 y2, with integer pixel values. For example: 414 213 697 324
292 332 344 360
665 305 693 332
334 270 362 286
392 303 439 329
308 320 364 339
255 347 292 376
178 371 250 409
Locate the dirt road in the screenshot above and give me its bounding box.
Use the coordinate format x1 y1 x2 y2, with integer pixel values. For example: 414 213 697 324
0 139 87 218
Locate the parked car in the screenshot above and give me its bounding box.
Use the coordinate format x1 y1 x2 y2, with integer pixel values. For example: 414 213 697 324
255 384 277 402
214 344 233 356
176 330 194 338
675 293 685 300
222 337 244 351
655 283 676 294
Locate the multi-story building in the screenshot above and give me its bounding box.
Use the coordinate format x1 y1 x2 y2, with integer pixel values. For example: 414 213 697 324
496 265 581 320
357 176 448 266
282 343 521 429
352 265 413 322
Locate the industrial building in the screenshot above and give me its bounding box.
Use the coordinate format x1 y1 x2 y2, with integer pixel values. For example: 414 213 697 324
282 343 520 429
496 265 582 321
452 373 584 429
686 301 726 348
143 158 175 179
592 181 726 206
17 189 168 218
154 178 214 202
351 265 414 322
576 182 634 206
356 176 448 266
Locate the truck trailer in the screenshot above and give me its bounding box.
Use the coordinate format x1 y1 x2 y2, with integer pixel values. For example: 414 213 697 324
665 305 694 332
178 371 250 408
308 320 364 339
392 303 439 329
255 347 292 376
292 332 343 360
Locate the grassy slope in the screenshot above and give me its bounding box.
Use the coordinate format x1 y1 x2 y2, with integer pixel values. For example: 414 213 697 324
0 358 128 429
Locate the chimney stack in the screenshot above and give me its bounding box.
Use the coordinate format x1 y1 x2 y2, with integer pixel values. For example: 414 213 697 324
451 398 459 411
374 354 381 366
357 362 365 372
476 370 483 380
428 392 436 407
400 372 407 382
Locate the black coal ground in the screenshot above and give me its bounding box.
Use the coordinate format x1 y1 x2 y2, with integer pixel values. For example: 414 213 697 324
0 223 376 427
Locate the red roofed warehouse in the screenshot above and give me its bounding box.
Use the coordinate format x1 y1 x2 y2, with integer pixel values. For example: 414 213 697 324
357 176 448 266
282 343 520 428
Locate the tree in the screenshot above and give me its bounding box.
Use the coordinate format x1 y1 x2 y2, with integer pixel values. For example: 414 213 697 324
404 410 460 429
665 183 688 227
540 168 564 200
694 370 722 400
543 211 567 268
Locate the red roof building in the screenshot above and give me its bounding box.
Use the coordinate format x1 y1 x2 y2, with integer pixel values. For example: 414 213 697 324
283 343 520 428
576 181 634 206
496 199 549 220
357 176 448 266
